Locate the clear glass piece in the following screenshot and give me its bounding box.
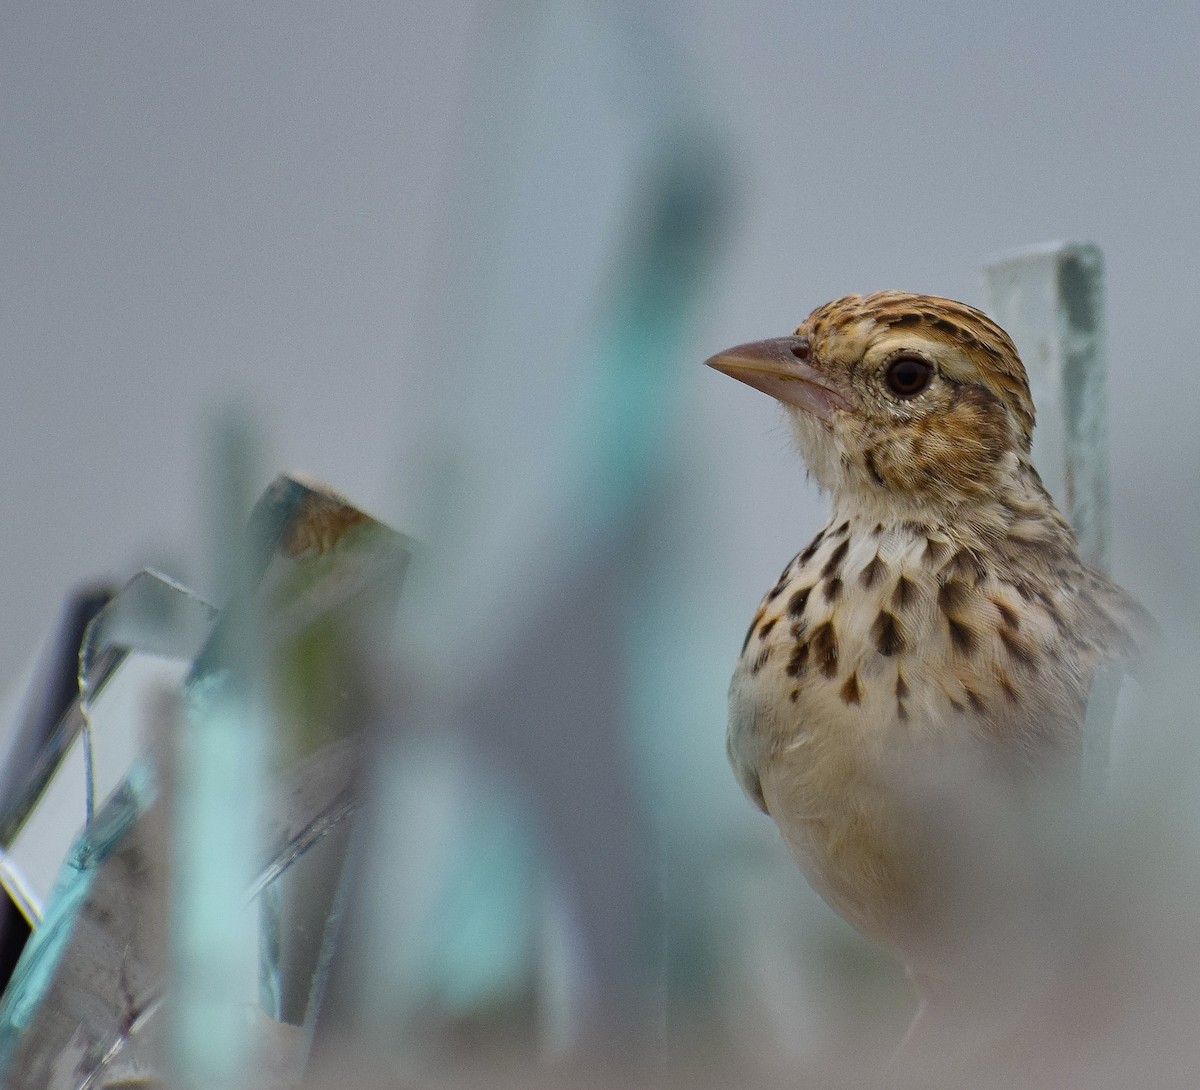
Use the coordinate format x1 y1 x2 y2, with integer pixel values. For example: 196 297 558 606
0 476 410 1090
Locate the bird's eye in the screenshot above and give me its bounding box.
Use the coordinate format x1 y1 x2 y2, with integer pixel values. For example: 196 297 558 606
884 355 933 397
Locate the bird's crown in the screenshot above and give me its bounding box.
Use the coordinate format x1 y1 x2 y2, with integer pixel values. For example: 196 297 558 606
801 291 1034 446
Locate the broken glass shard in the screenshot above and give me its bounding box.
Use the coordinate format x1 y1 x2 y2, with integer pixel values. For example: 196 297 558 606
0 475 411 1089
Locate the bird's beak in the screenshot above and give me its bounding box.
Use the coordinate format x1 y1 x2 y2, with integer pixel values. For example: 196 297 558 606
705 337 851 424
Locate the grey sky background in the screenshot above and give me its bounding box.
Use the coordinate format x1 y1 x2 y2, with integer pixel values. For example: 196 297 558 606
1 0 1197 707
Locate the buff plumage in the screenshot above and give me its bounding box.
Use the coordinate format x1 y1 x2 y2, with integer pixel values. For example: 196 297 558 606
708 292 1151 1043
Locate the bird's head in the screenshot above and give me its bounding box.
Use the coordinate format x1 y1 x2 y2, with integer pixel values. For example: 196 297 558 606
706 292 1035 517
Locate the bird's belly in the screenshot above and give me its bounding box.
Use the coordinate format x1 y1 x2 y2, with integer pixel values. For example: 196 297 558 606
759 732 924 949
729 649 969 961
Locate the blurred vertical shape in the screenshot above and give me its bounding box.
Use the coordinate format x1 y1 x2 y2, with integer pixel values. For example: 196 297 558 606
0 475 403 1087
984 245 1119 779
171 687 264 1089
0 586 112 988
984 243 1110 567
248 481 412 1047
169 407 267 1090
0 587 114 826
0 569 217 1087
529 131 728 1053
0 748 167 1089
203 406 267 607
322 1 729 1076
0 572 213 935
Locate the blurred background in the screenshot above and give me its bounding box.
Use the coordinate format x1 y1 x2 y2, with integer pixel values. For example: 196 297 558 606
1 1 1199 1086
2 0 1194 685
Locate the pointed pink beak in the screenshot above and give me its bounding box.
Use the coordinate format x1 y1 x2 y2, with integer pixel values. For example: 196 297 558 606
705 336 851 424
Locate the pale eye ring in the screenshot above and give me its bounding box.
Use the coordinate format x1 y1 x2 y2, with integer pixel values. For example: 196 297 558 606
884 354 933 397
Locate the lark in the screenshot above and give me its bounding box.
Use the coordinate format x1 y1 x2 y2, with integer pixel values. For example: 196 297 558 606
707 292 1151 1045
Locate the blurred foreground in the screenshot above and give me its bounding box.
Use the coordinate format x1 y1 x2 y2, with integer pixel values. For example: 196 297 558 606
1 5 1198 1087
0 466 1198 1090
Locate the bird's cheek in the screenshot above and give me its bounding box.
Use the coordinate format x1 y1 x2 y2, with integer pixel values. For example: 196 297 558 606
858 428 956 498
898 428 1001 500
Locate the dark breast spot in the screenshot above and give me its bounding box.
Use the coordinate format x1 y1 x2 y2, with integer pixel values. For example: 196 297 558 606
822 540 850 578
840 673 862 706
924 537 949 564
786 641 809 678
810 621 839 679
1039 593 1068 633
766 559 795 601
938 579 970 613
946 617 976 653
751 647 771 674
788 586 812 618
823 576 843 603
892 575 916 610
939 579 980 652
963 685 987 714
999 627 1035 669
945 547 988 585
993 598 1020 630
758 617 778 640
860 554 887 589
872 610 905 656
798 529 826 564
895 672 910 720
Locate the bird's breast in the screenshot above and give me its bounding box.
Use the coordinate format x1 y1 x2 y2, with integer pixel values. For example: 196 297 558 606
727 515 1093 953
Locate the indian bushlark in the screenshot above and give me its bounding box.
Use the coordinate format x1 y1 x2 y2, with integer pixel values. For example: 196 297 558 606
707 291 1151 1043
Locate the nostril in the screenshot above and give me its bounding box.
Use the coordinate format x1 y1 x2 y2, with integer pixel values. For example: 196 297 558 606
790 340 810 360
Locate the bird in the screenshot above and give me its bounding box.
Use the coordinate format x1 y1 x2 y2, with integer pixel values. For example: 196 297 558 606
706 291 1152 1052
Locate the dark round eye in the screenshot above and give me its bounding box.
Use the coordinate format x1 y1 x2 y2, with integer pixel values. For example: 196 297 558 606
884 355 933 397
